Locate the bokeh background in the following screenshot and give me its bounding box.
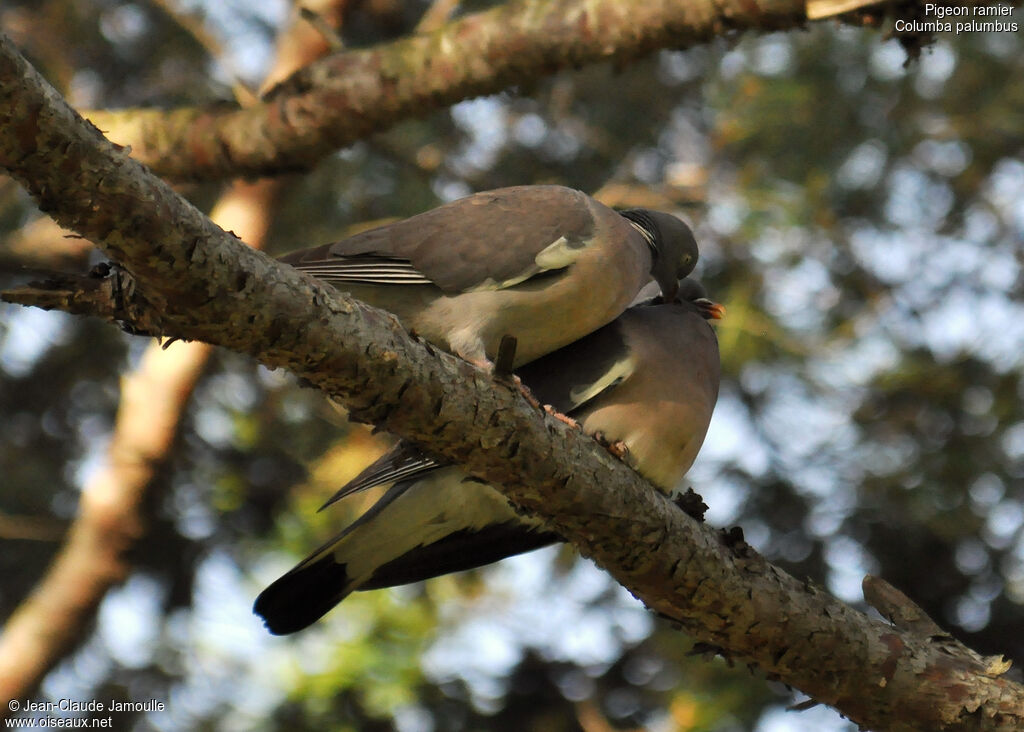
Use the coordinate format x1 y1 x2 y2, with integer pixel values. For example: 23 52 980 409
1 1 1022 730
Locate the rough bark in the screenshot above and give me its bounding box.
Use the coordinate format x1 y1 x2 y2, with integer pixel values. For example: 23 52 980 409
0 32 1020 732
0 182 279 708
83 0 814 181
0 2 334 703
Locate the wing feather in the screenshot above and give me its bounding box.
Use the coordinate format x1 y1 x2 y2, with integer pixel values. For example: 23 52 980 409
280 186 606 294
319 443 441 510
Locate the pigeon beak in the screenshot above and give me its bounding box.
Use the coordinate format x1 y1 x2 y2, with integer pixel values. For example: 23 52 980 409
694 298 725 320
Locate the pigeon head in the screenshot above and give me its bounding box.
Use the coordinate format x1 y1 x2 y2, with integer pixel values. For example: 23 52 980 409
620 209 698 301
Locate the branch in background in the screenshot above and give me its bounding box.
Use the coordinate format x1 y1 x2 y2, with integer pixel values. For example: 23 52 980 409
0 0 351 701
148 0 258 106
298 6 345 53
414 0 460 34
261 0 350 94
805 0 881 19
593 182 707 211
0 32 1019 732
0 216 95 271
0 512 67 543
84 0 818 182
0 180 283 707
0 337 212 707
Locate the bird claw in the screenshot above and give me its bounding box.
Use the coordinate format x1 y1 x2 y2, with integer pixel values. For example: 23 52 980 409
593 431 629 460
485 362 542 409
543 404 580 429
506 375 544 409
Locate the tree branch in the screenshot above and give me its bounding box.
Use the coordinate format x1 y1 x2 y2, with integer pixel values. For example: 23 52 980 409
82 0 819 181
1 32 1020 732
0 0 341 701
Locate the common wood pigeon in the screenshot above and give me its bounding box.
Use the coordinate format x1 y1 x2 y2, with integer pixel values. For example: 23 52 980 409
279 185 699 367
255 280 723 634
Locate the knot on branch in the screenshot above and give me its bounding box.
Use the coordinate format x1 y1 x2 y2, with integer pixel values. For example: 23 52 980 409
1 261 169 339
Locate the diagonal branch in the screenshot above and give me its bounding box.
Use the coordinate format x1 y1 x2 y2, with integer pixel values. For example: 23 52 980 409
0 32 1020 732
0 181 282 708
0 1 344 705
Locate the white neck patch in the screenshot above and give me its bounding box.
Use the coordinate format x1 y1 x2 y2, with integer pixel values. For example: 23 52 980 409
628 220 656 252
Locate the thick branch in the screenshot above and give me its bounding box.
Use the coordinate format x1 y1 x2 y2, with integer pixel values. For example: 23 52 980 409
84 0 813 181
0 181 286 706
0 3 337 702
1 33 1021 732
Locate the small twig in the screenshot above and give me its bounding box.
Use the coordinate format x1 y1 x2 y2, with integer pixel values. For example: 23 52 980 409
148 0 257 104
862 575 947 637
862 575 1014 679
787 699 820 712
415 0 460 34
1 264 166 338
299 6 344 51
